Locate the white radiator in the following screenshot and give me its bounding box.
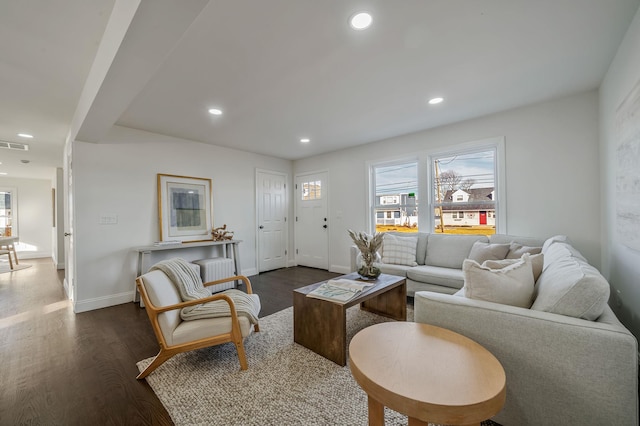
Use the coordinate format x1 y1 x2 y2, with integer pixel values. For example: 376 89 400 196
192 257 235 293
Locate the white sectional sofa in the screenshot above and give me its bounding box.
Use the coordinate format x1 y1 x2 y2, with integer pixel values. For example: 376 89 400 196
350 232 545 296
352 232 638 425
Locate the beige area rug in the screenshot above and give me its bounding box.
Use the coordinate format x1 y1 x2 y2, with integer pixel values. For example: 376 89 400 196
138 306 498 426
0 262 32 274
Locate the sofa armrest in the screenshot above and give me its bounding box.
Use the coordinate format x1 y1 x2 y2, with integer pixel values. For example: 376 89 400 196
414 291 638 426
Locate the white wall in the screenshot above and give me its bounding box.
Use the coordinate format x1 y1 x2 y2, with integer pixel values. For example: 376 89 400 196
600 7 640 339
0 176 54 259
294 90 601 273
72 125 292 312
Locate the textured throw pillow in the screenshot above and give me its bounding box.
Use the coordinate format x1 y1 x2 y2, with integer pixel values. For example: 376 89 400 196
506 242 542 259
485 253 544 281
381 234 418 266
462 254 535 308
467 241 510 264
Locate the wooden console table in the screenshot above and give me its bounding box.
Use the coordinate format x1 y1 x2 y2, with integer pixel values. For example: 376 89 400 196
133 239 241 303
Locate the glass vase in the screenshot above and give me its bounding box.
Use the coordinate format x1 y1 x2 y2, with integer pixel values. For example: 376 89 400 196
356 252 382 280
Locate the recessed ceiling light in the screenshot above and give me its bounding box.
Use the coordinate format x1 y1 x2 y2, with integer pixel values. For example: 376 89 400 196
208 108 223 116
428 97 444 105
0 172 7 176
350 12 372 30
17 133 33 138
300 138 310 143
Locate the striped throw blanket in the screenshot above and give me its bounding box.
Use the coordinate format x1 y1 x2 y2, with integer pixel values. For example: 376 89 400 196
150 258 260 324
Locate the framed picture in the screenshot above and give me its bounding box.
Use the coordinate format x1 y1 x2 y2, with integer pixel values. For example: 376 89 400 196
157 174 213 242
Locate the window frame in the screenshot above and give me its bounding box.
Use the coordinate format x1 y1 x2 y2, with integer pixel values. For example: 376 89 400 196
426 137 506 234
368 157 419 233
0 187 18 238
368 138 505 235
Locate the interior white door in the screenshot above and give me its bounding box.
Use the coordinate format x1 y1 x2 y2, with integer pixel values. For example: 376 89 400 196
257 170 287 272
63 141 75 301
295 171 328 270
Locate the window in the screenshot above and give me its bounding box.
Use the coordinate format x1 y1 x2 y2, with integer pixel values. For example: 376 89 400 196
429 139 504 235
301 180 321 200
371 161 418 233
0 188 16 237
369 138 505 236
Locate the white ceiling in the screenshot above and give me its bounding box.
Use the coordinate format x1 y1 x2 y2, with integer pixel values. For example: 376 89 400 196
1 0 639 179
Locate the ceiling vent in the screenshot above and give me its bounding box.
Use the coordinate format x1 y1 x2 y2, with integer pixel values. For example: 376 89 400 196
0 140 29 151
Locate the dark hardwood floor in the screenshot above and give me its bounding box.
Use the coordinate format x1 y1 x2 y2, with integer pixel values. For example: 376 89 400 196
0 259 339 426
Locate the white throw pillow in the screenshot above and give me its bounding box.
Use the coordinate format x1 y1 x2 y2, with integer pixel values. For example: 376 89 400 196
467 241 510 264
484 253 544 281
381 234 418 266
462 254 535 308
506 242 542 258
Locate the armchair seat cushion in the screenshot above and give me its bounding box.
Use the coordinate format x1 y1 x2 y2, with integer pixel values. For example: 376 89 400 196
172 315 254 346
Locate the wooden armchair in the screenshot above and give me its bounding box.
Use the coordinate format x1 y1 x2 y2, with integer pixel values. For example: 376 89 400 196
135 271 260 379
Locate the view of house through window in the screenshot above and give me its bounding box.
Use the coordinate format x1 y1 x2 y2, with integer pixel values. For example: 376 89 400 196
431 148 497 235
370 139 503 236
372 161 418 233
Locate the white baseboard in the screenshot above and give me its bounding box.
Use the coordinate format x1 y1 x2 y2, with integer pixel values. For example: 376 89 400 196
241 267 258 277
330 264 351 274
287 259 297 268
73 291 135 313
15 252 50 260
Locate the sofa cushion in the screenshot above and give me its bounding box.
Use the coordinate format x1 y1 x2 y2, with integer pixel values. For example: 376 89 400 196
425 234 489 269
374 262 411 277
542 234 569 250
468 241 510 264
462 255 535 308
542 238 587 265
532 243 610 320
381 234 418 266
407 265 464 289
506 242 542 258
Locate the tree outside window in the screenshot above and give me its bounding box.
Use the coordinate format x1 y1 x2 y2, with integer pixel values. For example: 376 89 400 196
431 147 499 235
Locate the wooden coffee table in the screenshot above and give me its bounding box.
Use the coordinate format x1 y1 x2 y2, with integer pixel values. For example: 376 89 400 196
293 273 406 366
349 322 506 426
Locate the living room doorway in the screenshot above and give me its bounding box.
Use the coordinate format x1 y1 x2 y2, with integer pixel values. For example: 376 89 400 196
294 171 328 270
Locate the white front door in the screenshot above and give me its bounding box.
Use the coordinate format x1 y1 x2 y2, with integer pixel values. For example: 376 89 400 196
295 171 328 270
257 170 287 272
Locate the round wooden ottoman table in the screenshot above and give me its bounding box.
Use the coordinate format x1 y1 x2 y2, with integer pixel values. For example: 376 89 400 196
349 322 506 426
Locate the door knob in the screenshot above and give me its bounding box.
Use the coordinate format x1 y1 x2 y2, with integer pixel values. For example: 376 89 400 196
259 225 264 229
323 224 328 229
64 232 71 236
